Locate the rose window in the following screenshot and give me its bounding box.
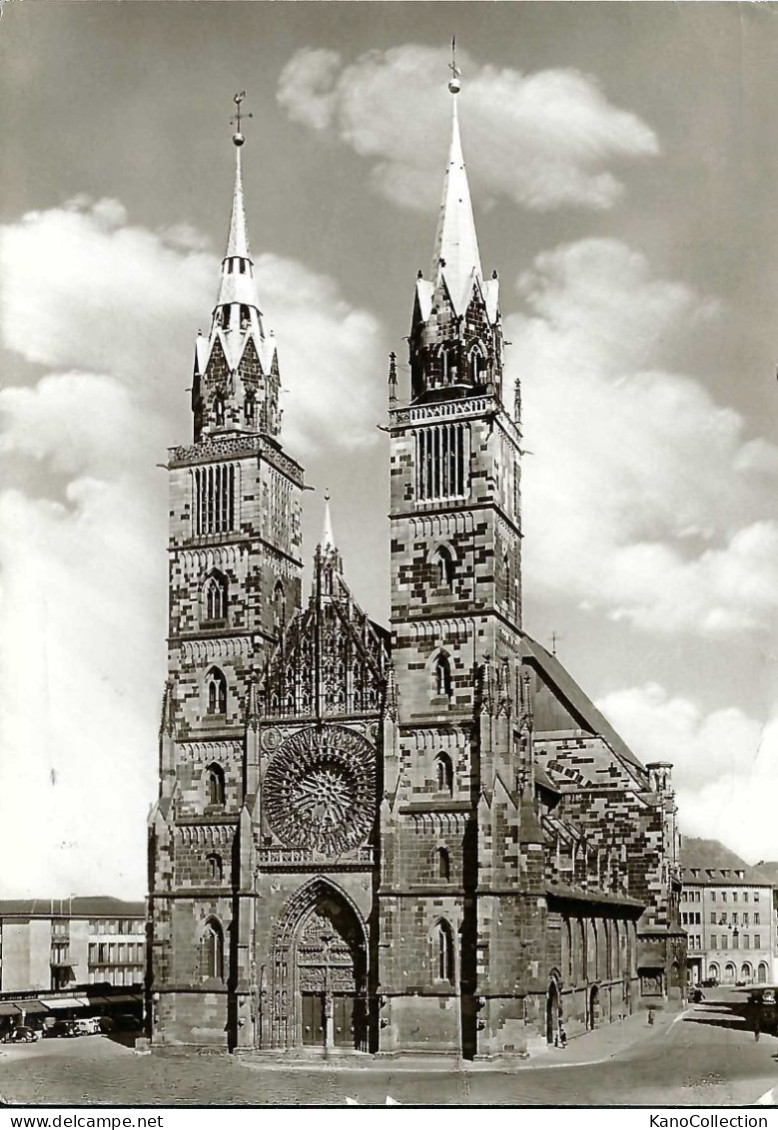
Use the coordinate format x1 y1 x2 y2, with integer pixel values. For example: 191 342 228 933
264 725 375 855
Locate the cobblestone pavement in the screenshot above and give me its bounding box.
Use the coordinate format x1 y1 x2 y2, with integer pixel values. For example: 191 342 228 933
1 995 777 1107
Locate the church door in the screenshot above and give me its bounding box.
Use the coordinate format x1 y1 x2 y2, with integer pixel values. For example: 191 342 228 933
295 890 367 1051
333 994 355 1047
301 993 325 1046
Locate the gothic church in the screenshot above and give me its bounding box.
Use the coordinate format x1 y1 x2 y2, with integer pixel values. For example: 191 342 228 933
147 80 686 1058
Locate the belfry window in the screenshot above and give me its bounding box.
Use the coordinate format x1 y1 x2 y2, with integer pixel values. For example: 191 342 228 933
193 464 236 536
239 304 250 330
416 423 468 502
205 668 227 716
437 848 451 881
434 653 452 698
201 918 224 981
435 919 455 982
205 762 225 806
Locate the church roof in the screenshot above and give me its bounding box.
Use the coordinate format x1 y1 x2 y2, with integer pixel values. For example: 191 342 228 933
522 634 646 774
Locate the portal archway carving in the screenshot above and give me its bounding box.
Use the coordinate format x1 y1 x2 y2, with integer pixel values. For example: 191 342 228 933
266 877 369 1051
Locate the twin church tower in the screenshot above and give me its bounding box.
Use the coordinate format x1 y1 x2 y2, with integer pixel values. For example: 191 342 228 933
147 80 685 1058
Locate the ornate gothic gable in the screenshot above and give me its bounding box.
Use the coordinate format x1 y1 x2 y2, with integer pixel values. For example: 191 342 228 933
258 554 390 721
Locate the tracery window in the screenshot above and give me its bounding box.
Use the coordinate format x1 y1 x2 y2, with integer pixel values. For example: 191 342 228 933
202 571 228 623
205 667 227 716
416 424 468 502
193 464 236 536
468 346 486 383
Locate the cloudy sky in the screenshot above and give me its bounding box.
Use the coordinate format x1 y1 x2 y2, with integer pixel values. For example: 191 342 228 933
1 2 778 897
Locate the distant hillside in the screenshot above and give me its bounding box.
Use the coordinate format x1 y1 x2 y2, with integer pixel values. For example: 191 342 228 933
751 861 778 885
680 837 748 870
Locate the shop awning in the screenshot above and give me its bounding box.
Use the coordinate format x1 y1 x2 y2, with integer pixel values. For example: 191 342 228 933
0 1002 21 1017
103 994 141 1005
47 996 88 1009
20 1000 50 1015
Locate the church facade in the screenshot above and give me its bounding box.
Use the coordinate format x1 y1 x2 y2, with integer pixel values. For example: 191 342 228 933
147 83 686 1058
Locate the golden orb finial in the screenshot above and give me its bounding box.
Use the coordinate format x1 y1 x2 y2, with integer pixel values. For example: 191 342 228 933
230 91 252 147
448 36 461 94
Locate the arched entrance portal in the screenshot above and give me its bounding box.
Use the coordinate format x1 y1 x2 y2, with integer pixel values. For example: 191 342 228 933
268 879 369 1052
546 978 560 1045
588 984 601 1030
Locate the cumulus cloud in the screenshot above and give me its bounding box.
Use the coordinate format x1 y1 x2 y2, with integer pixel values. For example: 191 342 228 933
597 684 778 864
511 238 778 635
0 197 384 895
254 254 384 454
278 45 659 213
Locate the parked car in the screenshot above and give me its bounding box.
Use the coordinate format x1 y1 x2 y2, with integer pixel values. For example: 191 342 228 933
74 1017 102 1036
45 1019 81 1039
1 1026 39 1043
748 988 777 1006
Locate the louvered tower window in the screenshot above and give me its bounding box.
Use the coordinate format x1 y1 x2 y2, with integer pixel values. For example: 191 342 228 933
193 465 236 535
416 423 468 501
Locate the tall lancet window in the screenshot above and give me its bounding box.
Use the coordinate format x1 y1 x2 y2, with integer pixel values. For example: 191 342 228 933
433 653 452 699
434 919 455 982
201 918 224 981
244 392 256 427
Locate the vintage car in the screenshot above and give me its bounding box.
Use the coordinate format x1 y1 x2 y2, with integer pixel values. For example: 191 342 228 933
1 1025 39 1043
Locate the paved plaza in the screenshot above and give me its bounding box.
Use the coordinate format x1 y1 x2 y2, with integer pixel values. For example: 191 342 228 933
1 992 777 1107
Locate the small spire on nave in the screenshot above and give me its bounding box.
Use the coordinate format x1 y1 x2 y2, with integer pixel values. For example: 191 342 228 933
322 488 336 553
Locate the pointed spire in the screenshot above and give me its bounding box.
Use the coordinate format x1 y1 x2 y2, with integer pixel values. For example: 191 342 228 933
322 489 336 552
226 145 251 261
431 81 483 317
215 143 259 312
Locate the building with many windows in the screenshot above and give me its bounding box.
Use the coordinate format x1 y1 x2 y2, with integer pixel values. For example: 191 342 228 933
147 81 686 1058
0 898 145 994
681 868 776 985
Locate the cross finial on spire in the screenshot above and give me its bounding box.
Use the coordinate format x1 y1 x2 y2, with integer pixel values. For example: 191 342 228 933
230 91 253 147
448 36 461 94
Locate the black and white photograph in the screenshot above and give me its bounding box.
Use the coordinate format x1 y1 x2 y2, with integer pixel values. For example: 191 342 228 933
1 0 778 1113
